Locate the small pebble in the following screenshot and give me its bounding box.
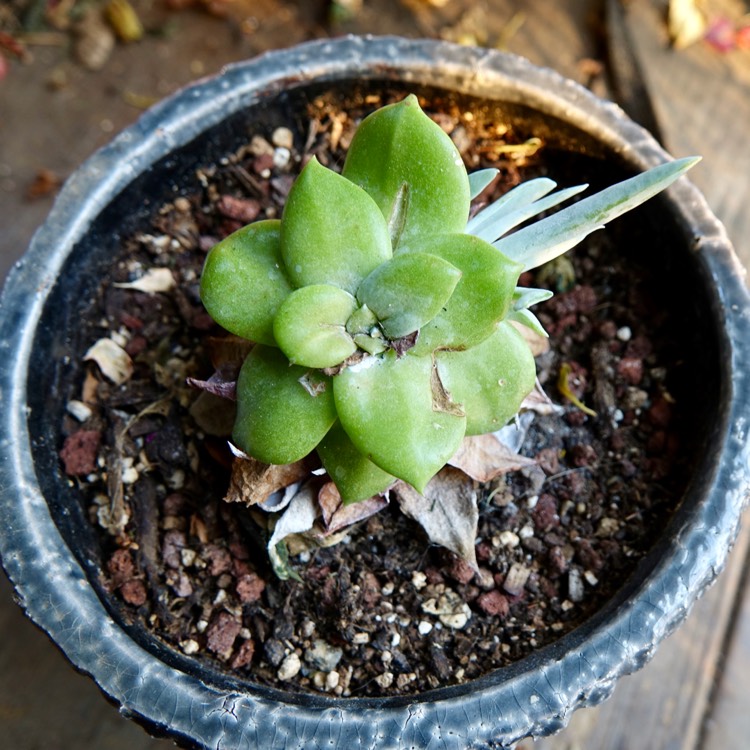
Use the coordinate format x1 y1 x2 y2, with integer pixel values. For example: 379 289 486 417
503 563 531 596
568 568 585 603
616 325 632 342
411 571 427 590
67 400 93 422
277 652 302 681
272 126 294 149
375 671 394 689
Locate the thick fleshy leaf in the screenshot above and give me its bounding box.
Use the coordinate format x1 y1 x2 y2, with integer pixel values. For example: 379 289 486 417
468 168 499 199
436 322 536 435
200 220 292 345
494 157 700 271
333 351 466 492
406 234 523 354
280 157 392 294
317 421 395 504
466 178 557 238
273 284 358 368
468 184 588 244
342 94 470 250
357 252 462 339
233 345 337 464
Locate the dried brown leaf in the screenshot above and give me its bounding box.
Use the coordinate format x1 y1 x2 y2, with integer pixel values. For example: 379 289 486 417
448 433 535 482
317 482 389 535
393 468 478 570
225 454 313 507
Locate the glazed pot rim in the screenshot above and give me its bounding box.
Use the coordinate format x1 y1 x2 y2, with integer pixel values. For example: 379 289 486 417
1 35 749 749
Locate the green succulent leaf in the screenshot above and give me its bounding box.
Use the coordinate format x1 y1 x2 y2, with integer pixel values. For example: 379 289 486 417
436 322 536 435
273 284 358 368
494 157 701 271
342 94 470 250
407 234 523 354
466 177 558 240
357 252 462 339
200 220 292 345
317 421 396 504
333 351 466 492
281 157 392 294
468 184 589 244
233 345 336 464
506 308 549 338
468 168 499 199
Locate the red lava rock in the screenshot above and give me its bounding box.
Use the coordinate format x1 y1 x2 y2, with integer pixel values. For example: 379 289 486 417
162 529 187 569
108 548 135 587
475 542 492 563
598 320 618 339
536 447 561 475
170 572 193 598
236 573 266 604
548 546 570 575
424 566 445 586
124 334 148 358
205 544 233 576
617 357 644 385
576 539 604 571
230 638 255 669
532 494 560 532
163 493 187 515
253 153 275 175
230 541 251 560
476 590 510 617
570 443 598 468
647 430 667 454
217 195 261 223
206 611 242 656
648 397 673 428
232 557 252 578
120 312 143 330
360 572 381 607
120 579 147 607
59 430 101 475
448 557 476 585
625 335 653 359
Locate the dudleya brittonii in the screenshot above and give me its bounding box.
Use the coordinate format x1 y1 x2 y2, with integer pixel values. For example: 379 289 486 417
200 94 698 505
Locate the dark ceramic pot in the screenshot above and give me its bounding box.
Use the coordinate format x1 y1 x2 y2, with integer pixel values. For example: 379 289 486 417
1 36 749 750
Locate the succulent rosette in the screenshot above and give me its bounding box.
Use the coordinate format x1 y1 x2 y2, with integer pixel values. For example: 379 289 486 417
201 95 697 504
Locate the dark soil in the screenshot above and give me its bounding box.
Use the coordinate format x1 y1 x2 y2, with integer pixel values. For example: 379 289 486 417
59 90 696 698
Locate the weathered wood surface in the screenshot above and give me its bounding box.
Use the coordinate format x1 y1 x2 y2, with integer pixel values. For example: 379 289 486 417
1 1 749 748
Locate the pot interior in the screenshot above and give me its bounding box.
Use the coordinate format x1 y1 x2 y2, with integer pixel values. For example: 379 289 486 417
26 78 722 702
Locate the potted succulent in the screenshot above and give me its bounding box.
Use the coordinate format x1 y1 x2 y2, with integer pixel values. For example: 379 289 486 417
1 37 748 750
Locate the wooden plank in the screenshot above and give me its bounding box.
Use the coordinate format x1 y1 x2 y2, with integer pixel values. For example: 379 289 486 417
0 574 169 748
702 547 750 748
526 2 750 747
624 0 750 270
523 515 750 750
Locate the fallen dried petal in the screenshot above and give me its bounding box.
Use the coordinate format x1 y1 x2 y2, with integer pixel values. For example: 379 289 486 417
114 267 175 293
85 338 133 384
